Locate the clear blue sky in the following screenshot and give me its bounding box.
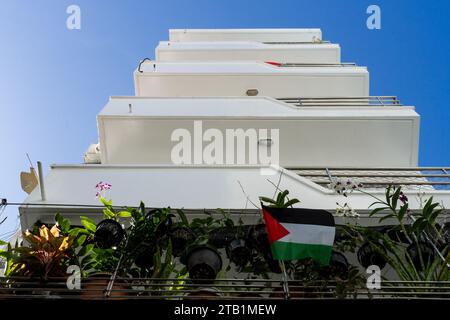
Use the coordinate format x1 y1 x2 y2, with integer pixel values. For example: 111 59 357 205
1 0 449 237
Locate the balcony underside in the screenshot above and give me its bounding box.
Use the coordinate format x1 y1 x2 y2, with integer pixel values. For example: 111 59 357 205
19 165 450 230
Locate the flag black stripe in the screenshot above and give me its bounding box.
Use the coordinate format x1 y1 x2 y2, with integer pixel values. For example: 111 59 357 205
262 206 335 227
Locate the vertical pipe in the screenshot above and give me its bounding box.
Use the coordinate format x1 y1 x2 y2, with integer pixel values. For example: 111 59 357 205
37 161 46 201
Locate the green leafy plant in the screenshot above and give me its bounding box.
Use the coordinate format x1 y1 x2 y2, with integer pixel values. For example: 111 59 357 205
260 189 300 208
5 225 73 281
121 203 174 278
287 258 367 299
361 185 449 283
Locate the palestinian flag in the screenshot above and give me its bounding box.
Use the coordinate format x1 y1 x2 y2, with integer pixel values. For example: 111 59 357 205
262 205 335 265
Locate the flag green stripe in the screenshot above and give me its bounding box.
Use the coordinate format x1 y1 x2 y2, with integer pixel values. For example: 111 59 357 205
271 241 333 265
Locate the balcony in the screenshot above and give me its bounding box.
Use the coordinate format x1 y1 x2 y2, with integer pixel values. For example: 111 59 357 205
134 61 369 97
169 28 322 43
1 277 449 300
156 41 340 64
97 96 418 167
7 182 450 301
17 164 450 230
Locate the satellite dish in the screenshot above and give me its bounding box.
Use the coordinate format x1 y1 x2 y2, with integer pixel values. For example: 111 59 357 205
20 167 38 194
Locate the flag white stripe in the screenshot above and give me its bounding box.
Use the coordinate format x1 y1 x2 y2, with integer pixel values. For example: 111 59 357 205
278 223 335 246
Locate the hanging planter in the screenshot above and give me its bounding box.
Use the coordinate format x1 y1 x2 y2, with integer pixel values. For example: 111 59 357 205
329 251 349 275
170 226 196 256
247 224 270 254
443 222 450 244
134 245 155 269
438 222 450 250
226 239 250 266
246 224 281 273
184 246 223 283
406 241 436 271
94 219 124 249
208 226 238 248
386 226 411 244
357 242 387 269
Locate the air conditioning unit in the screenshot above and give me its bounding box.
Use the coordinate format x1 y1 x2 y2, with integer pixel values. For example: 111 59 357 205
84 143 101 164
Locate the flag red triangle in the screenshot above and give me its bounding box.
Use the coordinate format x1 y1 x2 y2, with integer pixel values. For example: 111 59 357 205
262 208 290 245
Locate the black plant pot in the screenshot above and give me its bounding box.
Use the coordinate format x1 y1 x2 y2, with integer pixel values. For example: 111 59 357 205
246 224 281 273
208 227 238 248
94 219 124 249
134 245 155 269
226 239 250 266
186 246 223 283
443 222 450 242
155 213 174 237
407 241 436 271
357 242 387 269
330 251 349 275
386 225 412 244
170 227 196 256
247 224 270 252
334 225 361 242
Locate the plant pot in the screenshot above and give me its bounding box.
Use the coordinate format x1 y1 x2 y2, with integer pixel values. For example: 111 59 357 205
329 251 349 275
170 227 196 256
208 226 238 248
226 239 250 266
247 224 270 253
247 223 275 271
81 273 129 300
386 226 411 244
94 219 124 249
406 241 436 271
334 225 360 242
0 279 10 299
186 287 222 299
186 246 222 283
437 222 450 250
443 222 450 244
357 242 387 269
134 245 155 269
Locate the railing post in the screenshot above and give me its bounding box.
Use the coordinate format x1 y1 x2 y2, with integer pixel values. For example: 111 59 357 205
325 168 333 184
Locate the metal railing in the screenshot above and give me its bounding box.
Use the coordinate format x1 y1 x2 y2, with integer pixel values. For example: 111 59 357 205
0 277 449 300
278 96 402 107
288 167 450 190
272 62 357 67
263 41 331 44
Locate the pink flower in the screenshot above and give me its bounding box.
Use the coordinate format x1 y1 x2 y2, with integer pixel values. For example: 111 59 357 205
95 181 112 197
399 192 408 204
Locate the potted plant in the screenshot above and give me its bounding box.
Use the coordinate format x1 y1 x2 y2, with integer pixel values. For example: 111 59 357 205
226 239 250 267
94 219 124 249
49 211 129 299
183 245 222 283
3 224 74 297
357 241 387 269
344 185 450 297
167 209 229 297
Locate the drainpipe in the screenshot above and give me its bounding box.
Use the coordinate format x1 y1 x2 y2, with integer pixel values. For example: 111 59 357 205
37 161 46 201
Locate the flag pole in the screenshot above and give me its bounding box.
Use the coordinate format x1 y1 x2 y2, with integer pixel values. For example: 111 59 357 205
279 260 290 300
